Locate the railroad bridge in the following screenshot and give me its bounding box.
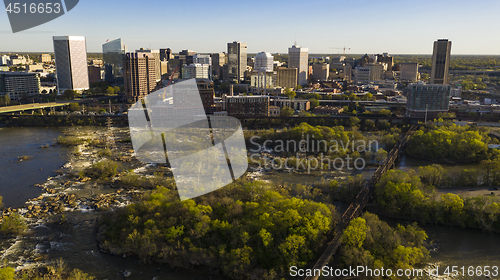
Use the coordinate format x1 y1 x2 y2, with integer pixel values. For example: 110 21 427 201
304 125 418 280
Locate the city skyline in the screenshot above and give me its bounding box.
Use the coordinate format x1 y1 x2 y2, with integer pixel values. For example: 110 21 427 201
0 0 499 54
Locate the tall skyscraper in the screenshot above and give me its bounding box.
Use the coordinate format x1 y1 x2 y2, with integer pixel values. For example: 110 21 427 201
254 52 274 72
53 36 89 92
227 41 247 82
211 53 226 80
123 52 156 102
288 43 309 86
430 39 452 84
103 38 127 84
136 48 161 82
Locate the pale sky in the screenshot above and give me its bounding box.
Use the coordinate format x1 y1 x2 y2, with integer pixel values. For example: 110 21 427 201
0 0 499 55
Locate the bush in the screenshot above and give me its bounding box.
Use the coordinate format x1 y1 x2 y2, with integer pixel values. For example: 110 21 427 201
1 213 27 235
57 136 85 146
84 159 119 179
0 267 15 280
68 269 95 280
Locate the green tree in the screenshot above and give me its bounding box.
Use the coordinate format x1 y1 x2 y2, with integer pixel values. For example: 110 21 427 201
343 217 367 248
69 103 81 112
106 86 115 95
379 109 392 117
113 86 121 93
3 95 10 106
63 90 77 100
309 98 319 109
284 87 296 100
280 106 294 117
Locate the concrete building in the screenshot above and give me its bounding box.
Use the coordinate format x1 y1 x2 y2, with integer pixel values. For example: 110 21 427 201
0 72 40 100
254 52 274 71
251 70 275 92
160 61 169 76
288 43 308 86
40 54 52 63
312 63 329 80
53 36 89 92
193 54 211 65
269 106 280 116
26 63 44 72
354 66 370 84
181 64 210 79
407 83 451 117
0 55 9 65
9 55 28 66
227 41 247 82
272 98 310 111
160 48 173 61
136 48 161 82
400 63 419 82
88 65 102 83
343 65 352 83
276 67 297 89
123 52 156 102
103 38 127 84
376 53 393 70
211 52 226 80
430 39 452 84
367 63 384 81
225 95 269 116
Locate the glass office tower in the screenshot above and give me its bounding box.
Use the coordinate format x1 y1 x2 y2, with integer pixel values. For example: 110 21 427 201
103 38 128 84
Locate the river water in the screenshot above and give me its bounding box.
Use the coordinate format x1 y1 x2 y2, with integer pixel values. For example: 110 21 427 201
0 127 499 279
0 127 69 208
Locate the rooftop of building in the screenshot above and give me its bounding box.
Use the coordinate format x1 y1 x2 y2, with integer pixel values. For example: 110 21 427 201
0 71 39 76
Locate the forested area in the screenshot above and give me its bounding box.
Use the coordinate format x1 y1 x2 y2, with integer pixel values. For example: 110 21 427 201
374 170 500 231
99 180 338 280
405 124 499 163
340 213 430 272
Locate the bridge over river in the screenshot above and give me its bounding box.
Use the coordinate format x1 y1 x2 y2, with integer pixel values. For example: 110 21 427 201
304 125 418 280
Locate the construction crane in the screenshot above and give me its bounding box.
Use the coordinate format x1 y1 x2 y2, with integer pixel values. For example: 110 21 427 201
330 46 351 56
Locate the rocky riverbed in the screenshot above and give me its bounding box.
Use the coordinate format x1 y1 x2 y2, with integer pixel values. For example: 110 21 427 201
0 126 155 277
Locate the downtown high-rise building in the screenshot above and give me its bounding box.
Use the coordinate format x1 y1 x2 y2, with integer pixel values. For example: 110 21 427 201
406 83 451 118
227 41 247 82
123 52 156 101
400 63 419 82
288 43 308 86
53 36 89 92
430 39 452 84
160 48 173 61
254 52 274 72
136 48 161 82
211 52 226 80
103 38 128 84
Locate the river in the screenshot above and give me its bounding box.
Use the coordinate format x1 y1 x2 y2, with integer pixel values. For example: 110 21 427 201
0 127 69 208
